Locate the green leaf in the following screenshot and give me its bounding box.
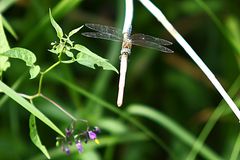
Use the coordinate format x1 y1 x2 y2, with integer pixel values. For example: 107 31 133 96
0 47 37 66
0 56 10 76
0 47 39 79
0 14 10 77
0 0 16 13
68 26 83 37
74 44 118 73
48 48 58 55
30 65 40 79
49 9 63 39
2 16 18 39
65 50 74 58
0 80 65 137
29 114 50 159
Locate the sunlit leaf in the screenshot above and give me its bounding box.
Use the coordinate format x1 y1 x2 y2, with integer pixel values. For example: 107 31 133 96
68 26 83 37
0 0 16 13
0 47 39 79
65 50 74 58
74 44 118 73
30 65 40 79
48 48 58 55
49 9 63 39
29 114 50 159
0 14 10 77
0 47 37 67
2 16 18 39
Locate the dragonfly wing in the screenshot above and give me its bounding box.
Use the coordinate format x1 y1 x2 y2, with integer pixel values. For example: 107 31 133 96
131 33 172 46
81 32 122 42
85 23 122 37
132 39 173 53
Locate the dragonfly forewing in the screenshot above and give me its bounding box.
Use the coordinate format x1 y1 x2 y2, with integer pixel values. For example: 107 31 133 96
85 23 122 37
81 32 122 42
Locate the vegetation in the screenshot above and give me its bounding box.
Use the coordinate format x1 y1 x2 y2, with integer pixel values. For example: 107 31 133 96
0 0 239 160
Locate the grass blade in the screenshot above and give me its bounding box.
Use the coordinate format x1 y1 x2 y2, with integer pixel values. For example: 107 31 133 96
186 75 240 160
127 104 223 160
194 0 240 54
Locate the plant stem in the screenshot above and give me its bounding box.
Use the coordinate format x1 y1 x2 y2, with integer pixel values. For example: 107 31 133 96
138 0 240 121
122 0 133 33
38 61 61 94
40 93 77 121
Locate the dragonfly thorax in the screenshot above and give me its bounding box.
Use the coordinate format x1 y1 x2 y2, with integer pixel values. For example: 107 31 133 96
121 38 132 55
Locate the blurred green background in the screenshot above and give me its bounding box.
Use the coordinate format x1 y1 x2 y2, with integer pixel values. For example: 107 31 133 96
0 0 240 159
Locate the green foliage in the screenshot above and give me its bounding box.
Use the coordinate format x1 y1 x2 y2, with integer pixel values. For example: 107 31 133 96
30 65 41 79
0 15 10 78
0 47 40 79
74 44 118 73
0 0 16 13
2 16 18 39
29 114 50 159
0 6 118 159
48 9 118 73
49 9 63 39
0 1 240 160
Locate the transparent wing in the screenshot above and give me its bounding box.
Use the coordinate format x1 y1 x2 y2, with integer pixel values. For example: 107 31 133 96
85 23 122 37
81 32 122 42
131 33 172 45
131 33 173 53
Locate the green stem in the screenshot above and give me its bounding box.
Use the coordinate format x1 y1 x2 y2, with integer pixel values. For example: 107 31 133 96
37 61 61 94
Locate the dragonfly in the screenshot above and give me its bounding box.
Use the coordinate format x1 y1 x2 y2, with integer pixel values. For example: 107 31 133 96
82 23 173 107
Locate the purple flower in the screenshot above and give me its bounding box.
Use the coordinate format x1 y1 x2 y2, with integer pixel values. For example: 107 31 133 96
65 128 73 137
64 146 70 155
88 131 97 140
93 127 101 134
75 140 83 153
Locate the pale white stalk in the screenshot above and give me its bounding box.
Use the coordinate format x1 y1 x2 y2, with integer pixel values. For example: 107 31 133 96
122 0 133 34
117 0 134 107
117 54 128 107
138 0 240 121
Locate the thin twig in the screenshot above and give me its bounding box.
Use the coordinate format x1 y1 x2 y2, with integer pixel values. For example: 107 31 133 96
138 0 240 121
40 93 77 121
